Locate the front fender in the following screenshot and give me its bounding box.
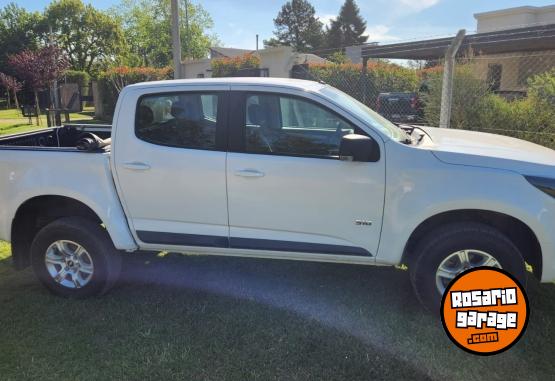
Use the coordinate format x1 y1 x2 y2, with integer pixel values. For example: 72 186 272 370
377 147 555 282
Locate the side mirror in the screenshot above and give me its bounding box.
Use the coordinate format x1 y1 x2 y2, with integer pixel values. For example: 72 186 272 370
339 134 380 162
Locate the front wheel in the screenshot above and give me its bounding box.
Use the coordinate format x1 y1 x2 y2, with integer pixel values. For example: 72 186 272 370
409 222 527 312
31 217 121 298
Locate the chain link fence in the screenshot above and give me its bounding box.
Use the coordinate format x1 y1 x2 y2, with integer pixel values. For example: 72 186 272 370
435 52 555 149
295 28 555 150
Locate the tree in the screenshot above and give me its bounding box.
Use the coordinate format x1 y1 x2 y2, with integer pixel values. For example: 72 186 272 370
0 3 45 75
327 51 348 64
326 0 368 49
264 0 324 52
8 46 69 125
45 0 125 74
116 0 218 67
0 72 22 109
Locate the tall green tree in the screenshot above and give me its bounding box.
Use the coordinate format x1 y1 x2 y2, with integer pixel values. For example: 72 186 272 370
264 0 324 52
0 3 45 75
116 0 218 67
327 0 368 49
45 0 125 74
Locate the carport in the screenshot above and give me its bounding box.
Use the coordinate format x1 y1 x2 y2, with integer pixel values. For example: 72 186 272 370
359 24 555 128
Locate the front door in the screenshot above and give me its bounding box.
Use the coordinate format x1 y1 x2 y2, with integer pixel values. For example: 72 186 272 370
113 86 229 249
226 90 385 258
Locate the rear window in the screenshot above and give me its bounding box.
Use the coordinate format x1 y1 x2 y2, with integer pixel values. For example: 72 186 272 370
136 92 219 149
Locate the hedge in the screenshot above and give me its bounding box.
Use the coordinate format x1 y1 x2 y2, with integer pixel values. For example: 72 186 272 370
422 66 555 149
63 70 90 88
97 66 172 119
308 61 420 108
211 54 260 77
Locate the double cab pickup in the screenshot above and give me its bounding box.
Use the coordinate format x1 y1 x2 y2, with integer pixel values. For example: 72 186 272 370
1 78 554 310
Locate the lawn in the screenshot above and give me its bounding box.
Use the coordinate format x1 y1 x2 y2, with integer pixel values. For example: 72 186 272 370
1 244 554 380
0 107 107 136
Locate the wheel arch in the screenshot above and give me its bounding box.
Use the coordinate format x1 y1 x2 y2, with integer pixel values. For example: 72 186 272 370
401 209 542 280
12 195 105 270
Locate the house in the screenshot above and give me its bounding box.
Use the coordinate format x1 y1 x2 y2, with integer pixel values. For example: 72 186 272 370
180 47 253 79
359 5 555 94
475 5 555 33
181 46 329 79
471 5 555 93
209 47 254 59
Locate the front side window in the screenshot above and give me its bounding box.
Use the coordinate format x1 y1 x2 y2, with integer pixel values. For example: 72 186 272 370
136 92 219 149
320 86 403 141
244 93 355 157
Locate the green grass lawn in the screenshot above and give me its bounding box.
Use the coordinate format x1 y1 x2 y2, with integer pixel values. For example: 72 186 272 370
0 107 107 136
1 244 555 380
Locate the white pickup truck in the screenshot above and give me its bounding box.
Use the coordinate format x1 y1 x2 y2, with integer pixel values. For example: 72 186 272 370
1 78 554 310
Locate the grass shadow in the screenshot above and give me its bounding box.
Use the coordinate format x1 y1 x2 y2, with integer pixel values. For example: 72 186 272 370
0 251 554 380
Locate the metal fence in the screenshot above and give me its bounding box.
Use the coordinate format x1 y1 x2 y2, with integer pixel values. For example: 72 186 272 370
296 25 555 150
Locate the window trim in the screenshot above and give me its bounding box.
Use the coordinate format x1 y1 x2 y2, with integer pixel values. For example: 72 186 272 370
134 90 229 152
228 90 378 161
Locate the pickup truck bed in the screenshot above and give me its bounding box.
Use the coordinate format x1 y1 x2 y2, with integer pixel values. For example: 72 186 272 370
0 124 112 150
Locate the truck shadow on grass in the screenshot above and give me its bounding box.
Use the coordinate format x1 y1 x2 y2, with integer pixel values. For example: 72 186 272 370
119 252 555 380
1 252 555 380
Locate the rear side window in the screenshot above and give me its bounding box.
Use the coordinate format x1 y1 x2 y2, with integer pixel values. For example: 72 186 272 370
136 92 219 149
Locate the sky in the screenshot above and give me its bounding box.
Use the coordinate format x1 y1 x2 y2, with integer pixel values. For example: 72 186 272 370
2 0 555 49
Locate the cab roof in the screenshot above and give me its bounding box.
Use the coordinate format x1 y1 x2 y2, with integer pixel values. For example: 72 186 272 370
126 77 328 92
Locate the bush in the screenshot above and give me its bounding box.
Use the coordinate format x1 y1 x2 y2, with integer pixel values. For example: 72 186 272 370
211 54 260 77
308 61 419 107
528 68 555 107
474 94 555 149
421 65 490 130
422 66 555 149
327 51 348 64
63 70 90 88
97 66 172 119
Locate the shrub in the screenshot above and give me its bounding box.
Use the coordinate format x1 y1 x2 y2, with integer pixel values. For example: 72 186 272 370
422 66 555 149
211 54 260 77
308 61 419 107
474 94 555 149
97 66 172 119
327 51 348 64
63 70 90 88
421 65 490 130
528 68 555 107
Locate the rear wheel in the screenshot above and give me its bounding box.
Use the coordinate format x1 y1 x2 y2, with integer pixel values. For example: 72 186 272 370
410 222 526 312
31 217 121 298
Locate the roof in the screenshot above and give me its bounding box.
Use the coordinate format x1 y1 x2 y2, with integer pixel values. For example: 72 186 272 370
126 77 327 91
361 23 555 60
296 53 330 64
474 5 555 19
210 47 254 58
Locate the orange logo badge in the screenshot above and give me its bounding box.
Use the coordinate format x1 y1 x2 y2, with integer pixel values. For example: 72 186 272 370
441 267 529 355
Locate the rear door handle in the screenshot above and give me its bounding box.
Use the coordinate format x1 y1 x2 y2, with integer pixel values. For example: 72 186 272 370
123 162 151 171
234 169 265 178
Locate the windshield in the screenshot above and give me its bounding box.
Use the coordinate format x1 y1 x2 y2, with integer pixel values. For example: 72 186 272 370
320 86 404 141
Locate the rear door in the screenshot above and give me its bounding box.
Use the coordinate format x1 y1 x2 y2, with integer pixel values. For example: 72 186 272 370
113 85 230 250
226 88 385 259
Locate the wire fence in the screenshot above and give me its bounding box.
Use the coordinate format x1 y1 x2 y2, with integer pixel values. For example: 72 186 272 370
291 27 555 150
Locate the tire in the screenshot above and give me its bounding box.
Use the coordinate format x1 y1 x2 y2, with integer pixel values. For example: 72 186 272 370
30 217 121 298
409 222 526 313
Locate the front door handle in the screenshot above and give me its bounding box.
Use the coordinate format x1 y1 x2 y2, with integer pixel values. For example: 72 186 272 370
123 162 151 171
234 169 265 178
